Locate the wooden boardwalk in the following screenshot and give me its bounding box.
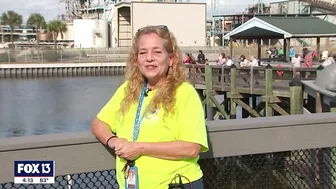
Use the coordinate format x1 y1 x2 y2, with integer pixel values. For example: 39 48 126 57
185 64 322 120
186 64 319 97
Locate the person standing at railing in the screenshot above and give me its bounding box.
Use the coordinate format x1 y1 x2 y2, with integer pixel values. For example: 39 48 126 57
322 53 335 67
91 25 208 189
183 53 191 64
226 56 232 66
303 51 313 78
217 53 226 65
289 46 295 62
197 50 206 64
291 54 301 76
239 55 249 67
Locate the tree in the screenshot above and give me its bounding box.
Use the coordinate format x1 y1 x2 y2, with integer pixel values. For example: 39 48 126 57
48 20 67 49
27 13 46 50
0 11 23 47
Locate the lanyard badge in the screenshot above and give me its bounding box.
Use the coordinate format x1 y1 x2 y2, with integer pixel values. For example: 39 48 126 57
125 164 139 189
124 82 147 189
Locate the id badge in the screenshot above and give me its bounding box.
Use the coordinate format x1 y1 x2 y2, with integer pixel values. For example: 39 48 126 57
125 166 139 189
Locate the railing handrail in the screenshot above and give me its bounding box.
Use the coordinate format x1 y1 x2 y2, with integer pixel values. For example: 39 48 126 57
184 63 319 71
0 112 333 153
207 111 336 132
1 112 336 183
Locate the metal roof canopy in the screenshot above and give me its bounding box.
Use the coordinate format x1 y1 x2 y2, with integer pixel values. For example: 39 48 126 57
223 16 336 40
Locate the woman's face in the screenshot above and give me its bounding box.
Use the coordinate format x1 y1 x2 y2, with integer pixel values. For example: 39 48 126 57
137 33 172 84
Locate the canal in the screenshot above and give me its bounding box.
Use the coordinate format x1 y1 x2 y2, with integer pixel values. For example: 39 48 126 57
0 75 246 139
0 76 125 138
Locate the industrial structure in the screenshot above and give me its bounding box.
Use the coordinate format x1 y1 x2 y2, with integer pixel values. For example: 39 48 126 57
57 0 206 48
209 0 336 47
1 0 336 48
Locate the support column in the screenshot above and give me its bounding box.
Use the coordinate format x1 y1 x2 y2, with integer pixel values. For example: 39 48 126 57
229 40 233 58
205 65 214 120
316 37 321 61
257 38 261 60
222 16 225 46
230 64 237 119
289 77 303 114
284 38 290 62
265 64 273 117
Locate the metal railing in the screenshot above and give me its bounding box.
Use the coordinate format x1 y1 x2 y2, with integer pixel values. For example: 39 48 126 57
1 113 336 188
0 46 271 64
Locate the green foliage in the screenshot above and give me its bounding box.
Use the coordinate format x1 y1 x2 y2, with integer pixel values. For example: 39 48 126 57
27 13 46 30
0 11 23 45
48 20 68 49
48 20 67 39
43 50 59 62
0 10 23 28
0 53 15 62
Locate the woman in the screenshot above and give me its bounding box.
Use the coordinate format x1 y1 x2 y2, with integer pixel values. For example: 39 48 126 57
291 54 301 76
183 53 191 64
248 56 259 67
239 55 249 67
225 56 232 66
322 53 335 67
91 25 208 189
217 53 226 65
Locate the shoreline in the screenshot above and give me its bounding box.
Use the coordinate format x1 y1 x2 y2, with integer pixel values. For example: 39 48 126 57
0 62 127 69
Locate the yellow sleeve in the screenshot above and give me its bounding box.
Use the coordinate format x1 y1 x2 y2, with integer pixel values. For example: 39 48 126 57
176 83 209 152
96 81 127 133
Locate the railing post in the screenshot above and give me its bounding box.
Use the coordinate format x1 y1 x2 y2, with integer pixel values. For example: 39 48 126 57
265 64 273 117
289 76 303 114
230 64 237 119
330 97 336 188
331 96 336 113
316 65 324 78
205 64 214 120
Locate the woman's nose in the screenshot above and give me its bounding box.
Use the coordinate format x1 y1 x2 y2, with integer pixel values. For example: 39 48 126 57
146 52 154 62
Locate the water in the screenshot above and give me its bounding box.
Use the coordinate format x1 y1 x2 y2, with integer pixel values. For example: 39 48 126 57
0 76 125 139
0 76 245 139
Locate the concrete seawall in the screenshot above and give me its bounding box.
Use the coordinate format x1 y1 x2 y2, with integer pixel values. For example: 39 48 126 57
0 63 127 78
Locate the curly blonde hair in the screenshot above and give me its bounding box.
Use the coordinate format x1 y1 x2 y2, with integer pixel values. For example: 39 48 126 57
119 26 187 115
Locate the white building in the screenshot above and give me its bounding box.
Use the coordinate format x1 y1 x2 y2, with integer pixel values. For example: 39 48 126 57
66 1 207 48
114 2 207 47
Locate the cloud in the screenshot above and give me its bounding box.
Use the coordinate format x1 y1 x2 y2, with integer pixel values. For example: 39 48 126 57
0 0 66 23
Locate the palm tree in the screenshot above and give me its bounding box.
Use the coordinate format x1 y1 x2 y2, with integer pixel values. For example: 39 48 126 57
27 13 46 50
48 20 67 49
0 11 23 47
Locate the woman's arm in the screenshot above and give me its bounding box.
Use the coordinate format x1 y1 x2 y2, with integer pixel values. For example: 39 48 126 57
138 140 201 160
91 118 115 144
115 140 201 161
91 118 127 148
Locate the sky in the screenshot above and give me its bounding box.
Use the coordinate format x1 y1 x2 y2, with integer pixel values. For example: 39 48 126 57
0 0 275 23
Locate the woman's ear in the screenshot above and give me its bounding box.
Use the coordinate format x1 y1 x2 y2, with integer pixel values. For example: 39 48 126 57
169 54 174 67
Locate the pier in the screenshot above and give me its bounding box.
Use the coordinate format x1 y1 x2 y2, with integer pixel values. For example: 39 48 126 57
0 63 126 78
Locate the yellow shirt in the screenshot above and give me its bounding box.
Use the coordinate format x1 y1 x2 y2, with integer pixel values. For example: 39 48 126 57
97 81 209 189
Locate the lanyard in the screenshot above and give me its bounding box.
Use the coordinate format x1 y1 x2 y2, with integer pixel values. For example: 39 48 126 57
132 82 147 142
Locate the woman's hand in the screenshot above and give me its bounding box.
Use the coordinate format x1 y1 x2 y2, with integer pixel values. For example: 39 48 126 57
115 142 142 161
107 138 128 149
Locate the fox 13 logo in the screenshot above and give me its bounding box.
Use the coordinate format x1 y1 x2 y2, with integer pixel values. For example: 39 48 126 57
14 161 55 184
